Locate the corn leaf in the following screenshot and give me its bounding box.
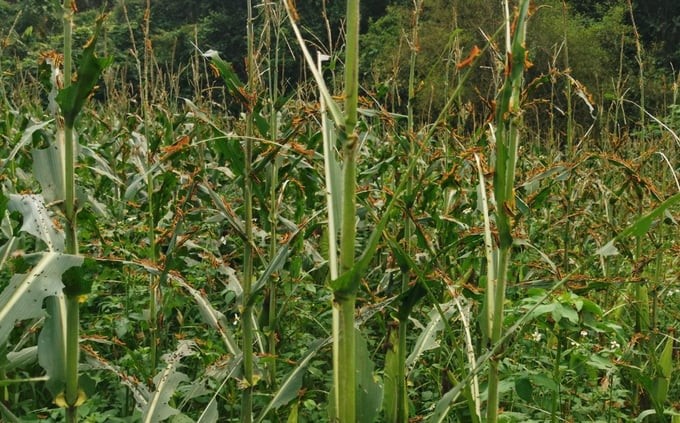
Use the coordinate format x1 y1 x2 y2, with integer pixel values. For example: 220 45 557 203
382 326 405 423
256 339 326 423
171 276 241 356
0 252 82 347
596 192 680 256
1 120 53 173
32 143 66 204
8 194 64 252
202 50 249 107
648 336 674 411
1 346 38 372
56 15 113 127
142 340 196 423
356 330 383 423
406 303 457 372
38 295 68 396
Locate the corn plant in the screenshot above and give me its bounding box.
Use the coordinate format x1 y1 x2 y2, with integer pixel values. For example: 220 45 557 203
485 1 531 421
0 5 110 422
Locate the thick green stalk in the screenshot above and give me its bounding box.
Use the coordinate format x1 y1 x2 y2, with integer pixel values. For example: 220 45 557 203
62 2 80 421
391 2 422 421
486 247 511 423
64 295 80 419
138 0 159 371
394 319 408 421
333 0 360 420
486 1 530 422
241 1 256 421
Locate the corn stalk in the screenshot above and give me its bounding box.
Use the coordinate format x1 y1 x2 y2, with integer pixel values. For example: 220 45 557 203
241 0 257 421
486 1 530 422
383 2 423 422
61 3 79 421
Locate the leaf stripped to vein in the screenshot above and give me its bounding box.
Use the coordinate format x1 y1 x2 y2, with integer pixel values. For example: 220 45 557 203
81 344 150 407
170 274 241 356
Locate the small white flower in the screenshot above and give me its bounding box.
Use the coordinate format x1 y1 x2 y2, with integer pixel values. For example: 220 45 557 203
580 330 588 337
233 313 240 326
531 330 542 342
610 340 620 350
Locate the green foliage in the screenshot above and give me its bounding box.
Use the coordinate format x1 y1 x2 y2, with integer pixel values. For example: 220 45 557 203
56 15 112 127
0 0 678 422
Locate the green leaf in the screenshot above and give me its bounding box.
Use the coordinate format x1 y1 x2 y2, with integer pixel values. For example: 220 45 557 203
356 330 383 423
142 341 196 423
528 303 557 320
649 376 669 412
202 50 249 107
406 303 457 371
32 144 66 204
382 326 405 423
256 339 326 423
286 402 299 423
596 192 680 256
8 194 64 252
648 336 674 411
0 252 83 347
559 303 579 325
56 15 113 127
514 377 533 402
579 299 603 316
38 296 67 397
530 373 558 393
587 354 615 371
658 337 674 379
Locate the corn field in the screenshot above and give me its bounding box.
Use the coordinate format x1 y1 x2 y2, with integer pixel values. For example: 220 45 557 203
0 0 678 422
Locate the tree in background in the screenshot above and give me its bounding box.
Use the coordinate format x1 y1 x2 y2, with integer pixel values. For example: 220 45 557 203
1 0 677 124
